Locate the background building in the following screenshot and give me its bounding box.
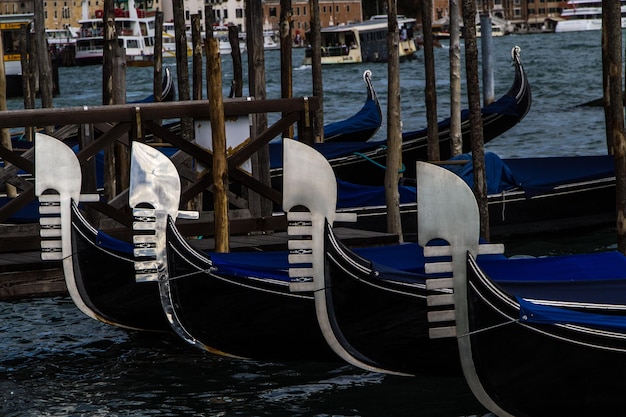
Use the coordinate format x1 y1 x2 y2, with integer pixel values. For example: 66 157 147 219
0 0 569 38
262 0 363 42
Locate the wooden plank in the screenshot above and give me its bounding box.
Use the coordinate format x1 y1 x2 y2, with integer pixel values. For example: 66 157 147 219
0 268 66 300
0 98 320 128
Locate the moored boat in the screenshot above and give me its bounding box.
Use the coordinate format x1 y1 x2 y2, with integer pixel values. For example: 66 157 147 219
34 132 169 332
555 0 626 33
336 152 616 239
1 14 34 98
302 15 418 65
288 69 382 143
416 160 626 417
129 140 339 360
161 21 192 59
75 0 155 66
272 46 531 185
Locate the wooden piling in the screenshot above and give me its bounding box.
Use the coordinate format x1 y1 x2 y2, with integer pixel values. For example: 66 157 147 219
228 26 244 98
480 12 495 106
19 25 34 141
191 14 202 101
153 11 164 103
102 0 129 199
246 0 273 217
602 3 626 253
0 35 14 198
280 0 294 139
33 0 53 110
449 0 462 156
421 0 439 162
309 0 323 143
207 37 230 253
102 0 117 106
384 2 403 242
462 0 489 240
114 46 129 194
173 0 192 141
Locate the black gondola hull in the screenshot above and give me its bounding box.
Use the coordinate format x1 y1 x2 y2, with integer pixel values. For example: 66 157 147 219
165 220 338 361
323 231 462 376
464 254 626 417
71 204 169 332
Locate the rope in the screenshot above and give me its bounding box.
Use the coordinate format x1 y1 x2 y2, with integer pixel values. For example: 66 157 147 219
352 145 406 173
456 317 519 339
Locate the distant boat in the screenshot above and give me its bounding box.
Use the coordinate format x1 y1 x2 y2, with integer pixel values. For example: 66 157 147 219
45 27 79 48
263 30 280 50
1 13 34 98
213 24 247 54
161 21 192 59
555 0 626 33
75 0 155 66
46 27 79 66
302 15 418 65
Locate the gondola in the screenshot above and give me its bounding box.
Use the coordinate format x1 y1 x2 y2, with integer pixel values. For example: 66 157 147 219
335 152 616 239
129 140 339 360
270 69 382 144
34 132 170 332
283 139 505 376
130 66 176 103
416 161 626 417
317 69 383 142
128 140 473 362
270 45 531 185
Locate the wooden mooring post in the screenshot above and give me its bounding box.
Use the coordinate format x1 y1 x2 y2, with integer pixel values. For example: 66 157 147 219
309 0 323 144
384 1 403 241
448 0 462 157
280 0 294 139
602 3 626 253
462 0 489 241
153 10 164 103
421 0 439 162
206 37 230 253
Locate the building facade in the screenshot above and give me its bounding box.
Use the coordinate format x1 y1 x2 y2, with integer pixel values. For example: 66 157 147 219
261 0 362 41
429 0 565 33
0 0 567 36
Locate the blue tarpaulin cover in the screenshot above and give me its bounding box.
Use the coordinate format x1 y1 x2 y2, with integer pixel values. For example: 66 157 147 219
480 251 626 305
518 296 626 331
291 97 381 142
443 153 615 197
209 242 429 282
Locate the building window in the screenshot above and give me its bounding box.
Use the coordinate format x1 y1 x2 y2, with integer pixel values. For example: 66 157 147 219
236 8 243 18
303 6 306 15
270 7 277 17
223 9 227 19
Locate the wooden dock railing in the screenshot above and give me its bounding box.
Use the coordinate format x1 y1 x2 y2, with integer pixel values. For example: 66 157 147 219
0 97 320 252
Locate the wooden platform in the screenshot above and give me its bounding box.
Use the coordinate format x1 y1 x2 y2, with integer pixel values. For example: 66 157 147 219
0 227 399 301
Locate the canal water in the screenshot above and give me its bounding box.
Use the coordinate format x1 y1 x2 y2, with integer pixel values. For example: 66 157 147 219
1 30 617 415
